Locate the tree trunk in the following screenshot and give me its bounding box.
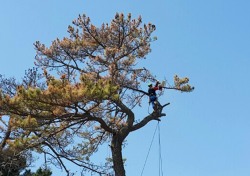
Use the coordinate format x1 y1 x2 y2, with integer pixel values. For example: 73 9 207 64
111 134 126 176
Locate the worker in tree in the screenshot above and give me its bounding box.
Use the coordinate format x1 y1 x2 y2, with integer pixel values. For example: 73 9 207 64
148 80 163 111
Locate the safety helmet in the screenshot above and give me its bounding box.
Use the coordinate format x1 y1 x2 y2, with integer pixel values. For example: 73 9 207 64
148 83 152 87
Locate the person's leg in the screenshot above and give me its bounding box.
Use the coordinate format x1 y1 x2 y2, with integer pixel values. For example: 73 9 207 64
150 96 157 110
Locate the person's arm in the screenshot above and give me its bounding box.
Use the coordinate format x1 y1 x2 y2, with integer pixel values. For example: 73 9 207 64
153 80 160 90
155 81 160 87
153 86 159 90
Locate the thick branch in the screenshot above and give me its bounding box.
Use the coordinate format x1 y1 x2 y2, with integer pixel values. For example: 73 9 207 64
87 114 114 133
113 99 134 128
52 112 114 134
131 103 170 131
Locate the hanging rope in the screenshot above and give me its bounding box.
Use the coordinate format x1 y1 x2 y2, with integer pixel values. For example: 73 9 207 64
148 102 151 114
158 122 164 176
140 122 164 176
140 122 158 176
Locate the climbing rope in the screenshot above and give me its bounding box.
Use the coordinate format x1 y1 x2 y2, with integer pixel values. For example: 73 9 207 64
140 122 158 176
140 122 164 176
148 102 151 114
158 122 164 176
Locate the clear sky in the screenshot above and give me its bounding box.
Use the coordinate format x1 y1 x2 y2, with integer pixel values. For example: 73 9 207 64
1 0 250 176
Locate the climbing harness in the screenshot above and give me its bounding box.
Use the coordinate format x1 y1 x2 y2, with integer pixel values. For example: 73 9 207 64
140 122 164 176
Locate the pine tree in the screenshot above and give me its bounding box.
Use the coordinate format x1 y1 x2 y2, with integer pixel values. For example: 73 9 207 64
0 13 193 176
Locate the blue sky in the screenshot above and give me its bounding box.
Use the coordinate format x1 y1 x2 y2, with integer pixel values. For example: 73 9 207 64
1 0 250 176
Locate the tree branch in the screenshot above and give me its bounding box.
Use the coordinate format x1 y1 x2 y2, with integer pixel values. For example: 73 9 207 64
42 141 70 175
131 103 170 131
42 141 107 175
0 119 12 149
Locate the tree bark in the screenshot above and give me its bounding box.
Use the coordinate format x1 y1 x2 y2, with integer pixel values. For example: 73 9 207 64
111 134 126 176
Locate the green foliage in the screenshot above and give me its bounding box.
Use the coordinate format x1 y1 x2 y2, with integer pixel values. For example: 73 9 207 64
174 75 194 92
0 149 28 176
21 167 52 176
32 167 52 176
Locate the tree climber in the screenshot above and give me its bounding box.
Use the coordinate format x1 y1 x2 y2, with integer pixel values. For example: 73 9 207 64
148 80 163 111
